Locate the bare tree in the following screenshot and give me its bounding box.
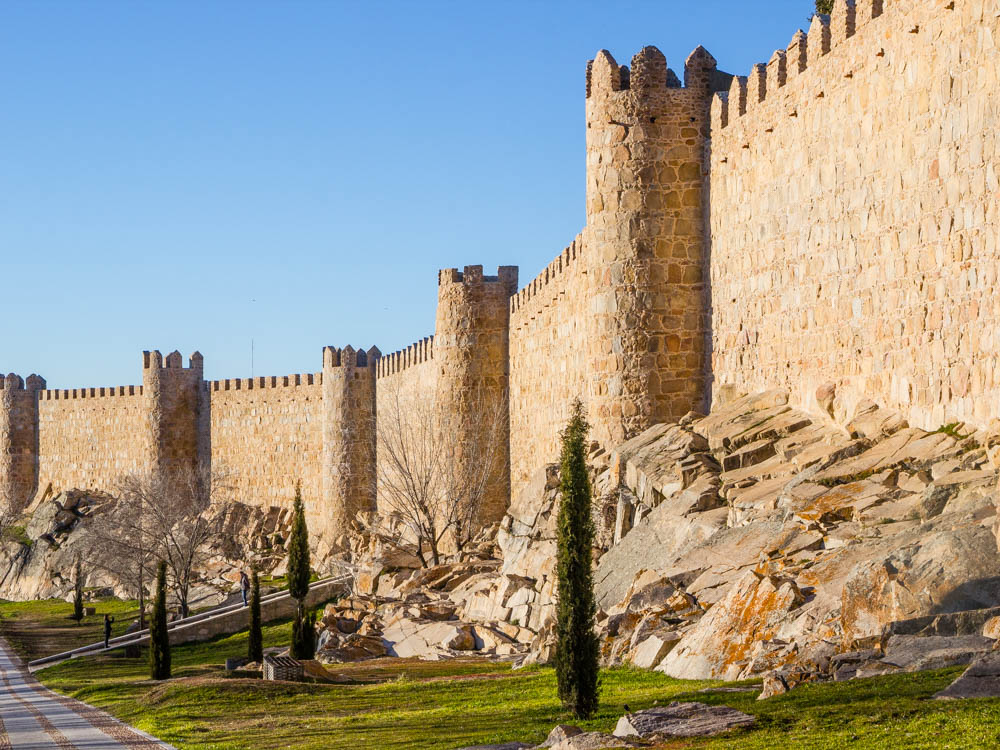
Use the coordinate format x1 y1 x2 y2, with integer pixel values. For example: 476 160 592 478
151 463 232 618
89 475 161 629
437 388 509 556
373 380 508 567
94 464 232 621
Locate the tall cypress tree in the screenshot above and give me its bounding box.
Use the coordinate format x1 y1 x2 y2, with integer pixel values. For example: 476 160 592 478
287 482 313 659
149 560 171 680
554 399 600 719
71 557 84 625
248 568 263 663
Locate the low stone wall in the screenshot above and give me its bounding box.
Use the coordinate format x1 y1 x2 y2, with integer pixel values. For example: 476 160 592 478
160 579 348 648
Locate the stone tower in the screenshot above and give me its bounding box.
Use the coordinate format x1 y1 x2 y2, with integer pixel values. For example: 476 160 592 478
584 45 721 447
142 350 205 480
434 265 519 529
322 345 379 539
0 373 45 511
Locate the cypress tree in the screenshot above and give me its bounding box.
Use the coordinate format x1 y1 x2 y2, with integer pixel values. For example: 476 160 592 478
287 482 313 659
149 560 171 680
248 568 263 663
816 0 833 14
291 608 316 660
287 483 311 602
71 557 84 625
554 399 600 719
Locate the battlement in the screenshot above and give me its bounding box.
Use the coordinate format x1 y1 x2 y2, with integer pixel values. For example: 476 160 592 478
1 373 49 392
510 234 585 317
438 265 519 294
207 373 321 392
142 350 204 372
323 345 380 370
39 385 143 400
377 336 434 378
712 0 904 131
586 44 721 100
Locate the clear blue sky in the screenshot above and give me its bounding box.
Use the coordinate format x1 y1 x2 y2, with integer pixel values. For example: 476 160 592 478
1 0 813 388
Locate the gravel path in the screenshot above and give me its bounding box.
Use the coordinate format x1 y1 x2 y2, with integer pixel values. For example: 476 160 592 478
0 638 173 749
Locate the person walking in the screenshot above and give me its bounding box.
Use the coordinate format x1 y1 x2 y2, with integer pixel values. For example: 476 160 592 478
103 614 115 649
239 570 250 607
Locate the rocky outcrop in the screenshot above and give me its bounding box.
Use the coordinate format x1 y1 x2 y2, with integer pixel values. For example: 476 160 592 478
314 582 533 664
566 390 1000 679
0 489 292 604
657 570 805 680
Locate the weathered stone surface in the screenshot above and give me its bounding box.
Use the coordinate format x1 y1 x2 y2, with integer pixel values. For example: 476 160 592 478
536 725 582 748
548 732 636 750
841 526 1000 646
934 653 1000 700
630 634 677 670
855 635 994 678
983 616 1000 641
576 390 1000 679
757 672 789 700
658 570 805 680
613 702 756 739
381 619 477 658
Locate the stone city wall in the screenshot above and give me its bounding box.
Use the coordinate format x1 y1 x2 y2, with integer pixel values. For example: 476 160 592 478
708 0 1000 429
35 387 148 500
206 373 324 523
374 336 437 519
508 236 589 501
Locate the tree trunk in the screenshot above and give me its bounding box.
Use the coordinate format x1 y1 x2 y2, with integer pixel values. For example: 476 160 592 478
138 588 145 631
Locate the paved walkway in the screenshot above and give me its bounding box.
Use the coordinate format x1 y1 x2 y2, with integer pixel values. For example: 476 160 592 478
0 638 173 749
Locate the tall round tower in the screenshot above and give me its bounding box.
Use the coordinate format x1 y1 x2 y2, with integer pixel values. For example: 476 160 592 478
0 372 44 512
434 264 518 532
322 344 379 541
584 45 718 447
141 350 204 480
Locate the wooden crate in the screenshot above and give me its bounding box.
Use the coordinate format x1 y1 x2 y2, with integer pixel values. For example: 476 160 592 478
263 654 303 682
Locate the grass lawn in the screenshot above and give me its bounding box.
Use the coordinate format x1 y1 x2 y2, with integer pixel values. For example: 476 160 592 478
0 597 142 661
5 600 1000 749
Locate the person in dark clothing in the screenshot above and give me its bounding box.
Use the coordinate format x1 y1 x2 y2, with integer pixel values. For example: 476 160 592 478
239 571 250 607
103 614 115 649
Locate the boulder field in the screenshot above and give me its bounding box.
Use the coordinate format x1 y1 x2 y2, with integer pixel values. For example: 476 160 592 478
338 387 1000 686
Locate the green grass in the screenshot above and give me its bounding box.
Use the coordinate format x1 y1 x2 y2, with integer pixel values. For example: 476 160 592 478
2 525 32 547
934 423 970 440
0 597 142 661
7 600 1000 749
